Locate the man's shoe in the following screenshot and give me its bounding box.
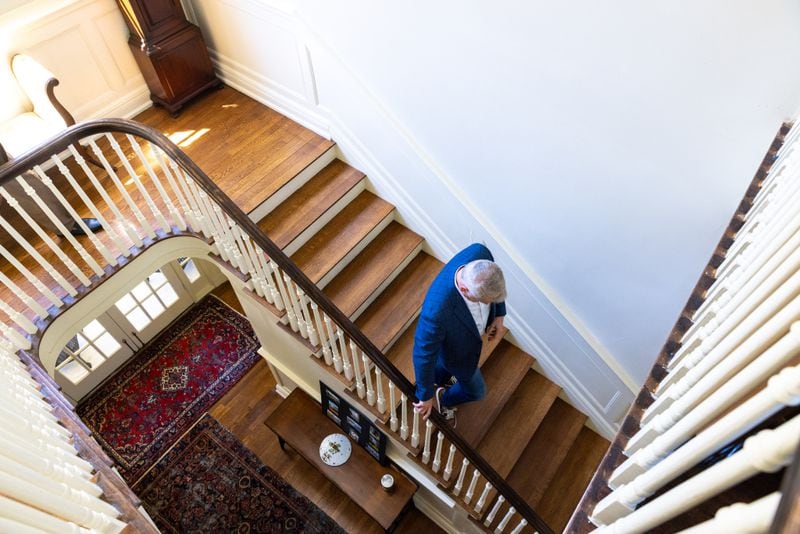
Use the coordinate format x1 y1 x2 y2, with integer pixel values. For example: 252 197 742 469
69 218 103 237
435 386 457 428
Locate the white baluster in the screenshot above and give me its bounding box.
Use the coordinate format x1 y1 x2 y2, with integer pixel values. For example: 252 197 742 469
0 213 77 296
342 334 355 383
311 303 332 364
362 351 375 406
0 267 52 316
495 506 516 533
464 469 480 504
443 444 457 481
475 482 492 513
602 364 800 522
297 288 319 345
251 246 276 303
676 492 780 534
97 134 157 238
221 213 248 274
485 495 505 527
454 458 469 496
0 187 91 287
374 367 387 414
0 494 89 534
0 454 98 497
126 134 186 230
324 316 342 372
411 406 420 448
400 394 409 440
68 144 134 254
34 166 116 266
388 382 398 431
283 275 307 336
594 414 800 530
432 431 445 473
228 220 256 279
422 421 434 464
0 324 29 351
108 133 168 231
173 165 212 238
154 148 195 230
239 234 266 297
510 518 527 534
270 262 296 327
0 300 35 334
18 173 105 277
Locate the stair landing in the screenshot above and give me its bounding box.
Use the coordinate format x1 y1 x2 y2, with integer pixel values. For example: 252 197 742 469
134 86 334 215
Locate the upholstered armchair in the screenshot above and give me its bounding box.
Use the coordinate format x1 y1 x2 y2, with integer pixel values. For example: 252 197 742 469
0 54 100 167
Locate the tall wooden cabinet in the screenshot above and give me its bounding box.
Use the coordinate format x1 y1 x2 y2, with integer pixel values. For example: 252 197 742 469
116 0 221 115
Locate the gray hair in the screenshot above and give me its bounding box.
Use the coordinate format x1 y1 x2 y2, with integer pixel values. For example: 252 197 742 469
461 259 506 301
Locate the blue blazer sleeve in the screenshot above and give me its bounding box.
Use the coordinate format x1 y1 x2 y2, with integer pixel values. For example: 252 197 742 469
413 310 444 402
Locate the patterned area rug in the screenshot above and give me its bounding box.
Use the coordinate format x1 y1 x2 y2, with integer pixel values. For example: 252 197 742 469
134 414 345 534
77 295 259 483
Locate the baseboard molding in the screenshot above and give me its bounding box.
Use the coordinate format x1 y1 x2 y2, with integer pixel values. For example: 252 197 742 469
81 84 151 122
208 48 331 139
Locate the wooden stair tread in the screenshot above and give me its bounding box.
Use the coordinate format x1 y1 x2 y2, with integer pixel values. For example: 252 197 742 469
385 317 418 383
325 222 423 317
476 370 561 478
258 159 365 249
291 191 394 283
453 340 533 447
536 427 610 533
355 252 442 351
507 398 587 508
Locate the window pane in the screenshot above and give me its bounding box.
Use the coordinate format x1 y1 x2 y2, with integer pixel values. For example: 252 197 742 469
127 307 151 331
75 333 89 350
115 293 137 314
82 319 105 341
131 281 152 302
148 270 167 289
182 258 201 282
59 360 89 384
156 284 179 307
80 346 104 369
142 294 165 319
95 332 122 357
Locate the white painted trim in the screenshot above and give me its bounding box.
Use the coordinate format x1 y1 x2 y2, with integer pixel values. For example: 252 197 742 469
92 85 151 121
208 48 330 139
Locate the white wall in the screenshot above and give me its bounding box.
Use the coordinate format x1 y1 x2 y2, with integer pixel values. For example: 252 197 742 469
0 0 149 124
293 0 800 386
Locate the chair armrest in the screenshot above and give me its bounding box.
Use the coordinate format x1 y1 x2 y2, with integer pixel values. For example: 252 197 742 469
11 54 76 127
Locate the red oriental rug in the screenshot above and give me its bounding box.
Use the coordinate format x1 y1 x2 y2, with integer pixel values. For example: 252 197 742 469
77 295 260 484
134 414 345 533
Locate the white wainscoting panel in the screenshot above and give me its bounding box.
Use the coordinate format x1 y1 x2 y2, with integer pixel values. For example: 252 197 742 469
0 0 150 122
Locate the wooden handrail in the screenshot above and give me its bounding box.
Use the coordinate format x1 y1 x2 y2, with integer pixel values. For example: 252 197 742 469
0 118 554 534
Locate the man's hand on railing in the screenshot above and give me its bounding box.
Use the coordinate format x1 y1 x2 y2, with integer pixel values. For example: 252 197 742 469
413 396 434 419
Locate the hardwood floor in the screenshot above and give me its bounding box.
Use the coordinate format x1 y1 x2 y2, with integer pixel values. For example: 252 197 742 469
211 283 441 534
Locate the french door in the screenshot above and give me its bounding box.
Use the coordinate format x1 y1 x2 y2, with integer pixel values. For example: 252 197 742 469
106 262 194 348
55 261 197 402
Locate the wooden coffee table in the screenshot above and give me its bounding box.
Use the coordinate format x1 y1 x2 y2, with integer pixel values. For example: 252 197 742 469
265 388 417 532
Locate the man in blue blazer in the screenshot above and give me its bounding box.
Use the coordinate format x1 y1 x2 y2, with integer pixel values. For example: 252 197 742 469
413 243 506 426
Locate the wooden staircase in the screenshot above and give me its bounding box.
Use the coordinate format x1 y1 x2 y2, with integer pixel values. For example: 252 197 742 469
232 143 610 531
96 88 612 532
